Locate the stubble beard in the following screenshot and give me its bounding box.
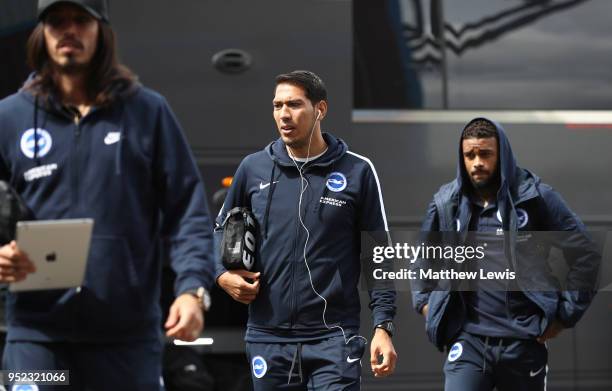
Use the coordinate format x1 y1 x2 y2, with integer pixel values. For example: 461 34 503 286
284 136 308 151
52 55 90 75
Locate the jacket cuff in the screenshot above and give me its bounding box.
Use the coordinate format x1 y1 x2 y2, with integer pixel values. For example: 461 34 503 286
556 302 578 328
555 291 594 329
175 276 208 297
414 293 431 315
214 265 228 285
372 307 395 326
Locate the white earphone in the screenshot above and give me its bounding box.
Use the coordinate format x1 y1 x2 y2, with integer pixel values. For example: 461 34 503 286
286 106 368 352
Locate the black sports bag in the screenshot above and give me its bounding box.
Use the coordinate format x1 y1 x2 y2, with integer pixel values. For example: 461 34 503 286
220 207 257 271
0 181 30 246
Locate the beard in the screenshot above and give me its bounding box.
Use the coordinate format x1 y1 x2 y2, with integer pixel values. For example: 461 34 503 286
52 56 90 75
472 177 492 190
469 171 499 193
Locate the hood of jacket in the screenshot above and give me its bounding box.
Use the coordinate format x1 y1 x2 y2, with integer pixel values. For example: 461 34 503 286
435 117 542 232
265 132 347 168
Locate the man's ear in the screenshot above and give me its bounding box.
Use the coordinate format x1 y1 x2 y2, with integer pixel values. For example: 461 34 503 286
315 100 328 120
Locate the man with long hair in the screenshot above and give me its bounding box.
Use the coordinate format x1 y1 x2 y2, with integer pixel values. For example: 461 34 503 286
0 1 214 389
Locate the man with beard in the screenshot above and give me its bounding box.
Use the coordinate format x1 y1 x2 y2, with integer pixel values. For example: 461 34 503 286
0 1 214 389
412 118 599 390
215 70 397 390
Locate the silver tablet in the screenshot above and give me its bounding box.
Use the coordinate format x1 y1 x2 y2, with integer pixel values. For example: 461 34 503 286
10 219 94 292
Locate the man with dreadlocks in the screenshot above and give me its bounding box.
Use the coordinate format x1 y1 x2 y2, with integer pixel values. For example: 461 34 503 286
0 1 214 388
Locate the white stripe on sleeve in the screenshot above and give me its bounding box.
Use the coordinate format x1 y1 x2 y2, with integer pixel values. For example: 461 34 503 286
347 151 389 231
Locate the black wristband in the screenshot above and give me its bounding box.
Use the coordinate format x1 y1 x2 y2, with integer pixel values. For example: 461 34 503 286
374 321 394 337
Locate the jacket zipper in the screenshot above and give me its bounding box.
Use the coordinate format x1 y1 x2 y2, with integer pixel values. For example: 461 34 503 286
71 117 82 338
289 174 303 327
72 119 81 214
290 167 313 327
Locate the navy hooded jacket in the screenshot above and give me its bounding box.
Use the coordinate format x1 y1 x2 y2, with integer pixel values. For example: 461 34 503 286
215 133 396 342
412 118 600 351
0 84 214 342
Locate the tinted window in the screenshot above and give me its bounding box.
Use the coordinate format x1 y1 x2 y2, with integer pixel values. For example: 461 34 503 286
354 0 612 109
0 0 36 99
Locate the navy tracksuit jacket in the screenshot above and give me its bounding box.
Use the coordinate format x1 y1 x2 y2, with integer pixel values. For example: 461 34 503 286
411 118 600 390
215 133 396 343
0 84 214 342
412 118 599 350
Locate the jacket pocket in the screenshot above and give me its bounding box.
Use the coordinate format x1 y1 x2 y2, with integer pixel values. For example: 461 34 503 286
425 291 448 344
296 260 349 328
79 235 148 332
426 291 463 349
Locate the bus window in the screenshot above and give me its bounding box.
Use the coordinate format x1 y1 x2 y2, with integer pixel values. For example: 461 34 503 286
354 0 612 110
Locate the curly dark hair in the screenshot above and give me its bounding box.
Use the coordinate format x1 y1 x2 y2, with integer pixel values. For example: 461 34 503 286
462 119 498 140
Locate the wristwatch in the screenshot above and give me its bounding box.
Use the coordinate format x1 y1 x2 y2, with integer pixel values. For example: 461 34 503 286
183 286 211 311
374 321 395 337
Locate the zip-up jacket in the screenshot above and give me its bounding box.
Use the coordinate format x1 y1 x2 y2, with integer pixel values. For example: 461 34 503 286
0 84 214 342
411 118 600 351
215 133 396 342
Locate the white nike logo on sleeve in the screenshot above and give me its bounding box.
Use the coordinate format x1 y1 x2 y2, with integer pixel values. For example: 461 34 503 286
259 181 279 190
530 366 545 377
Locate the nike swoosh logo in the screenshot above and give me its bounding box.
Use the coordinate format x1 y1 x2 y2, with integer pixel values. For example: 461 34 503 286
530 366 545 377
259 181 279 190
104 132 121 145
346 357 360 363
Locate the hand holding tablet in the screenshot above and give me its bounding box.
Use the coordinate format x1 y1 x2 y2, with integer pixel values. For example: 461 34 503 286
0 240 36 283
8 219 94 292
